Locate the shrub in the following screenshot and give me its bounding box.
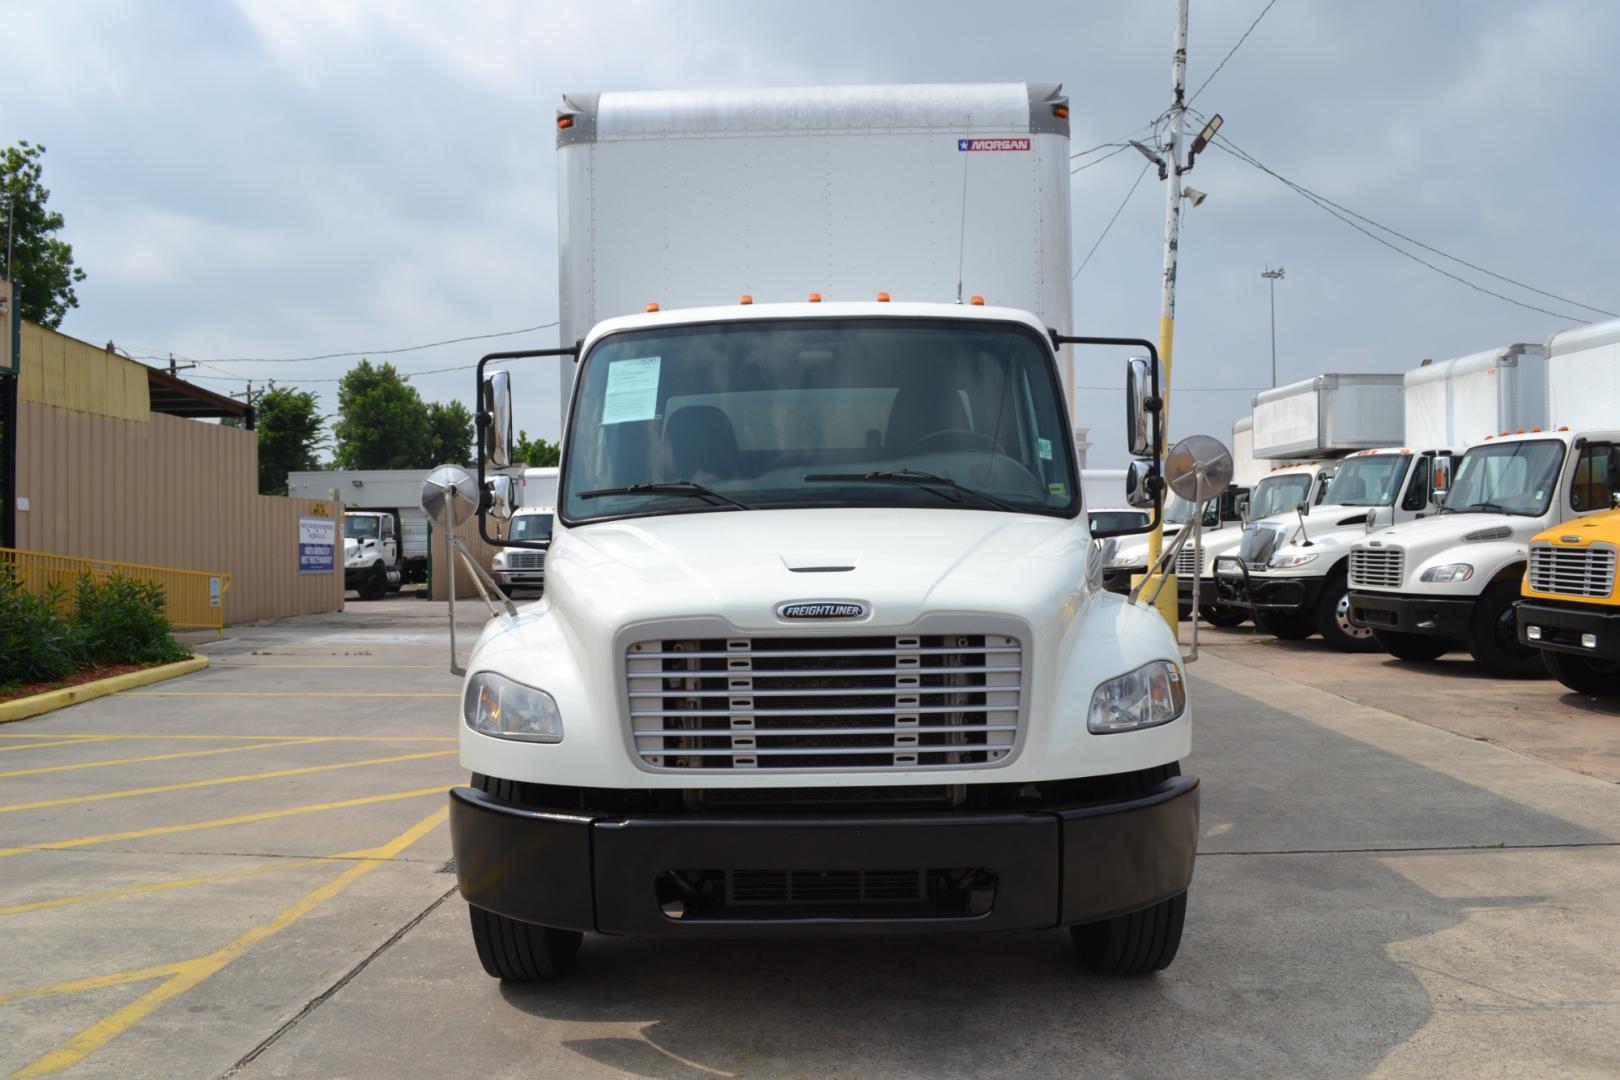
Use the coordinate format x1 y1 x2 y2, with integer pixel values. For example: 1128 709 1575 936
72 574 190 667
0 568 80 686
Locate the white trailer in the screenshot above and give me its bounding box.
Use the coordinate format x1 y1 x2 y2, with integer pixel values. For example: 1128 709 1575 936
1230 415 1266 485
287 469 432 588
1251 374 1405 459
1402 343 1548 448
554 83 1077 439
1546 317 1620 432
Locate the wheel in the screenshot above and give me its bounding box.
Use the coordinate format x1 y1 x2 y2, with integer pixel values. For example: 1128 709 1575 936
1466 581 1547 679
468 905 582 982
1071 890 1188 975
1540 650 1620 696
358 564 388 600
1371 629 1454 662
1254 610 1314 640
1202 606 1248 629
1313 570 1380 652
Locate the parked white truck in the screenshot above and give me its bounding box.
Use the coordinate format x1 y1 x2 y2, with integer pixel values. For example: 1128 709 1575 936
443 84 1210 982
1347 322 1620 675
490 505 553 593
288 469 433 598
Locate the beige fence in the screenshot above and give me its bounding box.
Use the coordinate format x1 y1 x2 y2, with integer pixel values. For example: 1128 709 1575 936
2 547 233 631
15 400 344 624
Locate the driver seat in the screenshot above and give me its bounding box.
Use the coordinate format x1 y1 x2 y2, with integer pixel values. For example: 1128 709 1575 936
884 384 971 456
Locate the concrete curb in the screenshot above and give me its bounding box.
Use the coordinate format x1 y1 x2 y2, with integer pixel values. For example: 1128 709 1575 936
0 656 211 724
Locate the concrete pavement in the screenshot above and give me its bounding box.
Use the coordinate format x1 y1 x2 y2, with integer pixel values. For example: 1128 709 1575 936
1 605 1617 1078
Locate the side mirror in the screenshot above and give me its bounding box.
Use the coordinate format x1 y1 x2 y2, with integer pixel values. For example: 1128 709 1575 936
483 370 514 469
1125 356 1155 457
1295 500 1310 517
1430 456 1451 505
485 475 515 522
1125 458 1158 509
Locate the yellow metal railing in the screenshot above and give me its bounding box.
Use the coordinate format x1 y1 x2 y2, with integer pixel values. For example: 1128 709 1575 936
1 547 233 632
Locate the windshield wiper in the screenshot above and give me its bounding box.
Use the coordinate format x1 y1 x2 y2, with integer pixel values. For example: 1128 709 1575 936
577 482 754 511
803 469 1016 512
1448 500 1512 515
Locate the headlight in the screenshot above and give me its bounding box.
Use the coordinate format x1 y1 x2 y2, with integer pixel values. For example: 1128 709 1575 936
1269 552 1319 569
463 672 563 743
492 552 507 567
1109 550 1144 569
1088 660 1187 734
1420 563 1474 583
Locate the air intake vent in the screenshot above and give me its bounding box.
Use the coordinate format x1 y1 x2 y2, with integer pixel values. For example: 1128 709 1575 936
1463 526 1512 543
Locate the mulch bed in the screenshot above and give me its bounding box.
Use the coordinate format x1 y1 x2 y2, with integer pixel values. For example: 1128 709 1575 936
0 662 162 705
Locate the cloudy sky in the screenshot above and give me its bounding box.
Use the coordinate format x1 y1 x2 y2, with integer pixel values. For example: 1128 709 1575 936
9 0 1618 467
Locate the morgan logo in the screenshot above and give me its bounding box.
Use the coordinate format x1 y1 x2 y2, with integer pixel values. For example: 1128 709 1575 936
777 600 870 620
957 138 1031 152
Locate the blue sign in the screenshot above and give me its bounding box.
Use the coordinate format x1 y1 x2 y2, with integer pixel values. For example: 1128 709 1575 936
299 516 336 575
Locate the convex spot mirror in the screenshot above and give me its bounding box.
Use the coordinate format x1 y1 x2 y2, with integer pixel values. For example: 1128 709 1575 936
484 370 514 470
485 475 515 522
1164 435 1233 503
1125 356 1155 458
1125 459 1158 509
421 465 479 529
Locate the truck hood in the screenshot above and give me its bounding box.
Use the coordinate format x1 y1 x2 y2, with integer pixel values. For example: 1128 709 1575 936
1250 503 1390 559
1360 512 1542 554
546 507 1085 632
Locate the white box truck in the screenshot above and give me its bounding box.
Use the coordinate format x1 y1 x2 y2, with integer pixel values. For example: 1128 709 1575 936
1252 374 1406 459
287 469 432 598
446 83 1210 983
1231 415 1266 486
1403 343 1547 449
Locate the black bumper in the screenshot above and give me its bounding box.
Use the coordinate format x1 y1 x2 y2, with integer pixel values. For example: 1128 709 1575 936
343 568 363 589
1517 600 1620 659
1348 590 1475 638
1101 567 1140 595
449 775 1199 937
1214 557 1327 613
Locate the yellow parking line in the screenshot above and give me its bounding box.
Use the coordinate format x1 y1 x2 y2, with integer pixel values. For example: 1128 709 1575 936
0 750 457 815
0 785 449 858
0 739 323 780
0 860 322 918
210 663 442 669
0 738 121 753
0 962 186 1007
0 733 454 743
129 691 457 698
11 806 449 1078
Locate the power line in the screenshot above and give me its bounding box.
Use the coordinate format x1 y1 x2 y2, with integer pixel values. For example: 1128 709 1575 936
149 321 560 365
1073 162 1154 281
1188 0 1280 105
1213 136 1608 323
1076 384 1262 392
1069 118 1160 161
1070 145 1132 174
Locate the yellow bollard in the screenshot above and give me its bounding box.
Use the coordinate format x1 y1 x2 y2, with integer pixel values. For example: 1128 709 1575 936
1130 571 1180 632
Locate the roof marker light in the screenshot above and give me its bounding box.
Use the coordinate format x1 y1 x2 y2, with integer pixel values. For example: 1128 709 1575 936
970 295 985 306
808 292 822 303
1531 426 1542 432
1516 428 1526 434
1559 425 1570 431
876 291 890 302
558 116 573 130
646 302 660 313
739 294 753 305
1053 105 1070 118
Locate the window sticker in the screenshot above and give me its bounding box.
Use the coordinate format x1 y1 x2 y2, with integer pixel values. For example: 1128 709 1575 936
1037 437 1053 461
601 356 661 424
1049 482 1067 496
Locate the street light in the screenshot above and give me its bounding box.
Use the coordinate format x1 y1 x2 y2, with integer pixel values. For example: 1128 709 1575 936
1261 266 1285 387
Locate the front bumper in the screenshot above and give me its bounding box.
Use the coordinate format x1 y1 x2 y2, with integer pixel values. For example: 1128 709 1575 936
343 566 365 589
1214 556 1327 613
449 773 1199 936
1102 566 1141 595
1517 600 1620 659
493 570 545 589
1348 590 1475 638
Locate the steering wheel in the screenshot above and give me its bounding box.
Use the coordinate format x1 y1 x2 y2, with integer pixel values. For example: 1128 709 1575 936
904 428 1010 457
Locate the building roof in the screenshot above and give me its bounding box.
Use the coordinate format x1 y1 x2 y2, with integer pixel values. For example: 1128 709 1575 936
146 366 254 425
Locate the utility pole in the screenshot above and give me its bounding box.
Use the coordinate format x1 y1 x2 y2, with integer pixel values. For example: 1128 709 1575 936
1262 266 1285 387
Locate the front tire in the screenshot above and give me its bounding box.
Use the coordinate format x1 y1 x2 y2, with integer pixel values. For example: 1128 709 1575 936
469 906 582 982
1202 606 1248 628
1255 610 1314 640
359 563 388 600
1466 581 1546 678
1314 570 1380 652
1541 650 1620 696
1071 891 1188 975
1372 629 1454 662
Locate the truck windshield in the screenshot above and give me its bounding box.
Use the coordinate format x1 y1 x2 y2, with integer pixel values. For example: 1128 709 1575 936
1445 439 1565 516
1164 495 1216 527
508 513 553 542
1323 455 1410 507
1247 473 1313 520
344 516 379 540
562 318 1076 522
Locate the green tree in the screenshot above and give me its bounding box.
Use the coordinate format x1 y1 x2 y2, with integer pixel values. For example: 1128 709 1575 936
254 384 327 494
2 142 87 328
512 429 561 467
332 360 432 469
426 399 475 466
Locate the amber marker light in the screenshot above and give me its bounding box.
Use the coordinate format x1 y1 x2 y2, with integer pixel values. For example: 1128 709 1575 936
970 295 985 306
739 294 753 305
646 302 660 313
876 291 890 302
808 292 822 302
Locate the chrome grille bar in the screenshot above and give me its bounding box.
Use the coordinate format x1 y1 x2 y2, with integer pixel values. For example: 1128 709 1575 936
1529 543 1617 598
1349 547 1404 589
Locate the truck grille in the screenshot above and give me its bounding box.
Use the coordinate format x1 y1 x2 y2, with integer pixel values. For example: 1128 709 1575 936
1174 545 1205 577
1238 525 1286 570
1528 543 1617 598
624 633 1023 771
505 551 546 569
1349 547 1403 589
